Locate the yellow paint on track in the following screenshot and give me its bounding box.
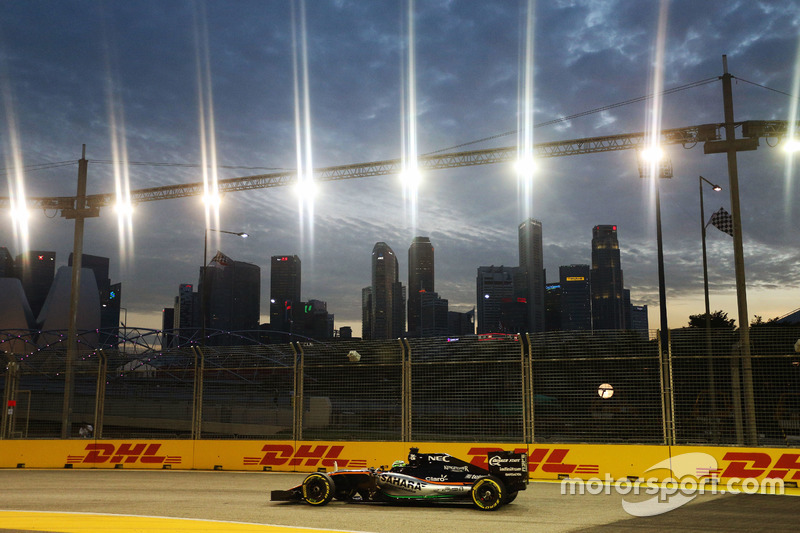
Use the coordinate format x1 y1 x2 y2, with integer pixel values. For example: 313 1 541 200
0 511 366 533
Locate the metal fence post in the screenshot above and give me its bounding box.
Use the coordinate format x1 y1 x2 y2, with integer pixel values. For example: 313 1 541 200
93 350 107 439
658 330 675 445
401 338 411 442
292 342 304 441
191 346 205 440
2 362 19 439
522 334 534 443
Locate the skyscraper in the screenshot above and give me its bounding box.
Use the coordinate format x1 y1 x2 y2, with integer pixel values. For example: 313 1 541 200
174 283 199 342
270 255 301 333
419 291 448 337
560 264 592 331
361 286 373 340
518 219 545 333
0 247 14 277
544 283 562 331
15 250 56 320
69 253 120 333
476 265 517 334
201 251 261 343
408 236 434 337
367 242 405 339
591 225 625 330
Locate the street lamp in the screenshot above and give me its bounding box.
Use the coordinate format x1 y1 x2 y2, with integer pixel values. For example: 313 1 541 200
201 229 248 345
699 176 722 327
699 175 722 442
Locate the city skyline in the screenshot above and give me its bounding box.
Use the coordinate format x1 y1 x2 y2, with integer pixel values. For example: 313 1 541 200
1 2 799 337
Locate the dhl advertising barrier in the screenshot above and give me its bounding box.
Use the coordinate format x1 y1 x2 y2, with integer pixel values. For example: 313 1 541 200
0 440 797 488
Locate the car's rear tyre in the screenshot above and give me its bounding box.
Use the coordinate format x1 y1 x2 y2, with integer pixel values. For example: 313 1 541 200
471 475 505 511
302 473 335 506
504 490 518 504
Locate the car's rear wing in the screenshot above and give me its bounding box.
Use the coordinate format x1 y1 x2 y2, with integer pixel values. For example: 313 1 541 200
487 451 528 490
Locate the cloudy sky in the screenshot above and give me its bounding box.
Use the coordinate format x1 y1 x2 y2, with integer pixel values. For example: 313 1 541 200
1 0 799 336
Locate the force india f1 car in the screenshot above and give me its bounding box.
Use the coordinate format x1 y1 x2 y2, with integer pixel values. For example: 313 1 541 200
271 448 528 511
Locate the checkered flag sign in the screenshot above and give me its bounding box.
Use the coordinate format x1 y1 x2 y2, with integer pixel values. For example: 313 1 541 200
709 207 734 237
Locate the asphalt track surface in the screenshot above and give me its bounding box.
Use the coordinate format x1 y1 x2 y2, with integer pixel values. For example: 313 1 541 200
1 470 799 532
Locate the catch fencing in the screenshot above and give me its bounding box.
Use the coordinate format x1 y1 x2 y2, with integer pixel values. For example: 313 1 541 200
1 327 798 446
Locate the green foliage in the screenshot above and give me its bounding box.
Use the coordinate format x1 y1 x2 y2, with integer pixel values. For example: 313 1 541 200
687 310 736 329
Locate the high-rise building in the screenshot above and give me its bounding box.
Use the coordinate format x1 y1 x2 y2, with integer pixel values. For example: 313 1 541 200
544 283 562 331
518 219 545 333
15 250 56 320
270 255 301 334
447 309 474 336
591 225 625 330
293 299 334 340
367 242 405 339
476 265 517 334
0 247 14 277
69 253 120 334
560 264 592 331
361 286 373 340
200 251 261 343
161 307 175 348
407 236 434 337
630 304 649 336
174 283 199 342
420 291 448 337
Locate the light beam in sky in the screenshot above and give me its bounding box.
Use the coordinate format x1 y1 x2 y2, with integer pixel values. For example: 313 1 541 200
102 34 135 270
292 0 315 265
193 3 221 254
1 67 29 257
783 34 800 221
516 0 536 222
401 0 419 236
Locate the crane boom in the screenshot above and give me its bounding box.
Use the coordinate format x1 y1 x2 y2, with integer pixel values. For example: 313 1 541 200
0 119 794 215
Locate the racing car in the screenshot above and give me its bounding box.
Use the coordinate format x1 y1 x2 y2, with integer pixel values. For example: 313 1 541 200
271 447 528 511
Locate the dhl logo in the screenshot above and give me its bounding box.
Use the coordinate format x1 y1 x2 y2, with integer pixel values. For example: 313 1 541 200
467 447 599 475
243 444 367 468
719 452 800 480
66 443 182 465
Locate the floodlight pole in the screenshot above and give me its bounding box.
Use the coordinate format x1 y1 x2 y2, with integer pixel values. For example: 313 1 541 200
720 56 757 445
61 146 89 438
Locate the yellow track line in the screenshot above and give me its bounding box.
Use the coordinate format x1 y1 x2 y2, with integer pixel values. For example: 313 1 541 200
0 510 369 533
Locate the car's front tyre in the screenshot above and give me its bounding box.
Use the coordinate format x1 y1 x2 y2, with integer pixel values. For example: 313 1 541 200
302 473 335 506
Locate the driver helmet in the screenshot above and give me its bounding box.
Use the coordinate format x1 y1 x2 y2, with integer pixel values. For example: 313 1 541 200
391 460 406 469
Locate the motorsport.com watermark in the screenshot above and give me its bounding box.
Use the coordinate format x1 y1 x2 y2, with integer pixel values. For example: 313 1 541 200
561 474 785 517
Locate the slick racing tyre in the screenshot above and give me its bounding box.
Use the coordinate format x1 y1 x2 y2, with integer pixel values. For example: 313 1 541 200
302 472 335 506
471 475 505 511
504 491 518 504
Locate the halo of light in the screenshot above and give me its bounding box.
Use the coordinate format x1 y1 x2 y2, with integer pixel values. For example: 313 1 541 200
783 138 800 153
202 193 221 207
639 146 664 162
514 156 536 178
400 168 421 188
295 178 317 199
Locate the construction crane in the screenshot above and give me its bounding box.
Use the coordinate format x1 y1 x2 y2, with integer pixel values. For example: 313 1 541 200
0 119 795 215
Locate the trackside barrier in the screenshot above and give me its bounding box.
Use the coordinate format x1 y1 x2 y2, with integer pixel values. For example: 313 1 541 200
1 440 798 487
